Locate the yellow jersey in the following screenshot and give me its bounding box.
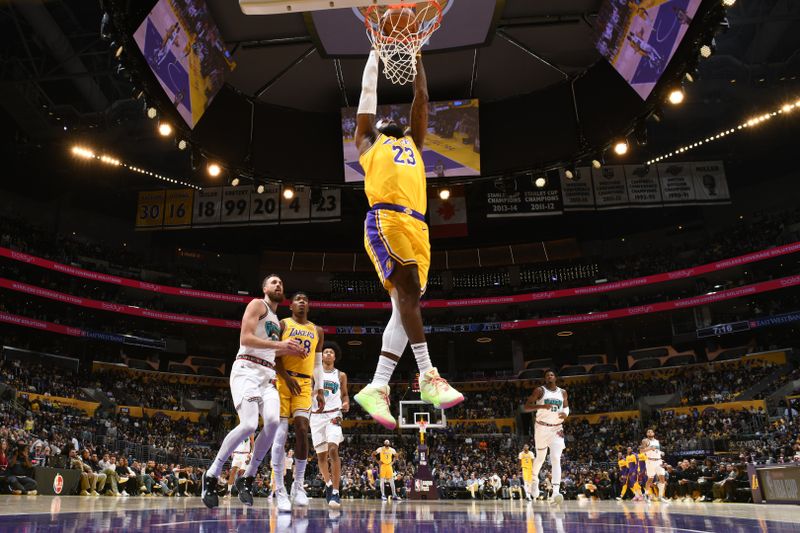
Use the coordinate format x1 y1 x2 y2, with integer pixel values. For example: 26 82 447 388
378 446 397 466
519 451 534 472
360 133 427 214
280 317 319 376
626 453 638 468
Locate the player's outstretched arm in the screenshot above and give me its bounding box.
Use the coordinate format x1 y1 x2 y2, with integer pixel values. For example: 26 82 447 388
355 50 380 156
409 55 429 149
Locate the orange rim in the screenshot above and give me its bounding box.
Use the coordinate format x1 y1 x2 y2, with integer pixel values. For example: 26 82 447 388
365 1 443 46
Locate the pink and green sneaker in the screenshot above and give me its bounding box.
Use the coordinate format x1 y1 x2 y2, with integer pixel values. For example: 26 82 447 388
419 368 464 409
353 384 397 430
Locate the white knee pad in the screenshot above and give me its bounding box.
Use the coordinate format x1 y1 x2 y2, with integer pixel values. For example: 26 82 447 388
381 289 408 356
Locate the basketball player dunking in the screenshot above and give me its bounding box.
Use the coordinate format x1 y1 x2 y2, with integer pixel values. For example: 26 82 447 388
261 292 325 512
201 274 305 509
523 369 569 504
311 342 349 509
352 49 463 429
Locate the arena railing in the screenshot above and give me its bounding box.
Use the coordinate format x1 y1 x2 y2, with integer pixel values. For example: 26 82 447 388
2 241 799 309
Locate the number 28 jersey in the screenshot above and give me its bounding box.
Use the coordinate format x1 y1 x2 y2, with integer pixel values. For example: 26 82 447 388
360 133 427 215
280 318 319 377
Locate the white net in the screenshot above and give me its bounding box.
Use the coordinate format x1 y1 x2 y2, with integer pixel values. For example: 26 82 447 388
364 2 443 85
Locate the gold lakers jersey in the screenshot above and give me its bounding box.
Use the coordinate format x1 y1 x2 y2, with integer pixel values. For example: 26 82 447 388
280 318 319 376
360 133 427 214
618 458 628 471
519 451 534 471
380 447 396 465
626 453 638 468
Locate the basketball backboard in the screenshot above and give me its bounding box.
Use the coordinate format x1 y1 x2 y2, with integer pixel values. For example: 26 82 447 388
240 0 426 16
399 400 446 430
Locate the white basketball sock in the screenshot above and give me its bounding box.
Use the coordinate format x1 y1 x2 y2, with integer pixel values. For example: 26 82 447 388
294 459 307 484
411 342 433 374
372 355 398 387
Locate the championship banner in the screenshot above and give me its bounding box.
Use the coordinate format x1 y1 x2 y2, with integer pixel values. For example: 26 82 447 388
658 162 697 205
135 190 166 228
559 167 595 211
692 160 731 204
4 241 800 309
624 164 662 206
486 172 563 218
429 185 468 238
592 165 629 209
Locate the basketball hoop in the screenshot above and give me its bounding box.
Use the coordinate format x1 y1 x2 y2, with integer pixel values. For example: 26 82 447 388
364 1 444 85
417 419 428 444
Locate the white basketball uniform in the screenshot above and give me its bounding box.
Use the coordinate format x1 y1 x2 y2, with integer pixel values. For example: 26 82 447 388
645 438 666 478
534 386 566 453
231 438 251 470
311 367 344 454
230 299 280 411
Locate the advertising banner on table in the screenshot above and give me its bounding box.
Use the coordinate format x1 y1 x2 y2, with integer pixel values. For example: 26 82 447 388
486 172 563 218
429 185 468 238
658 163 697 205
692 161 731 204
592 165 629 209
625 164 662 206
559 167 595 211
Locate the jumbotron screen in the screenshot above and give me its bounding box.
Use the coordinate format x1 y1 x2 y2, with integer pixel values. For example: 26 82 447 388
133 0 235 128
596 0 702 100
341 99 480 182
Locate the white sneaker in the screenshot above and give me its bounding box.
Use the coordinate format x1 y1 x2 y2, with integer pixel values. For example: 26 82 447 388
291 482 309 506
274 486 292 512
532 485 540 500
660 497 671 503
121 491 129 497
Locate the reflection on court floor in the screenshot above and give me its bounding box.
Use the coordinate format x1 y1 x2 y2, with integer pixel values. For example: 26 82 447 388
2 496 800 532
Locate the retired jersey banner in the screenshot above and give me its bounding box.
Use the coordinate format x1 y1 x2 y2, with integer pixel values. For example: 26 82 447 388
429 185 468 238
559 167 595 211
592 165 629 209
692 161 730 204
625 164 662 206
486 172 563 218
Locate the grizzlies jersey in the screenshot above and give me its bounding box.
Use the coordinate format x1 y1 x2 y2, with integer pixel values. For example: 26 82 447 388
280 318 319 376
645 438 662 460
312 368 342 412
360 133 427 215
535 386 566 425
237 299 280 363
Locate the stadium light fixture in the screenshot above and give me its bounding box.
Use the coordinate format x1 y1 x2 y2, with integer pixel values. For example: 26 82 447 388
207 163 222 177
347 340 363 346
256 184 265 194
668 88 685 105
476 337 492 343
722 0 736 6
613 141 629 156
700 44 713 58
438 188 451 200
231 177 240 187
177 139 188 151
146 107 157 119
534 176 547 188
591 159 602 169
283 186 295 200
71 146 95 159
158 122 173 137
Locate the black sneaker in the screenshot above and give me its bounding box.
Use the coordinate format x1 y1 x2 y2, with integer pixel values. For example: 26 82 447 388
325 484 333 503
329 491 341 509
236 476 255 507
201 475 219 509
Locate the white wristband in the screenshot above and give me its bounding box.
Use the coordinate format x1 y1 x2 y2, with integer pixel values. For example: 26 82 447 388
562 407 570 417
358 51 379 116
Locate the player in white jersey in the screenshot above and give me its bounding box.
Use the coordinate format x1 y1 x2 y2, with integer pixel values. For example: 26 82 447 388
642 429 669 503
202 274 305 509
226 435 254 497
523 369 569 504
311 342 349 509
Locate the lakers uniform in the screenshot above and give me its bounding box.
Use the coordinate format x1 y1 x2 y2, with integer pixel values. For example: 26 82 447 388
231 299 281 410
626 452 639 490
277 317 319 418
376 446 397 480
637 451 648 485
361 133 431 293
310 367 344 453
519 449 535 497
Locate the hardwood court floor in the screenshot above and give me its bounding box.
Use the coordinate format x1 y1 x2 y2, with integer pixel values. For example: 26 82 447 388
0 495 798 532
